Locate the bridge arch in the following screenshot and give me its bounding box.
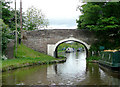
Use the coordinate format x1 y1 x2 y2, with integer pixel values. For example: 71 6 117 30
53 37 90 58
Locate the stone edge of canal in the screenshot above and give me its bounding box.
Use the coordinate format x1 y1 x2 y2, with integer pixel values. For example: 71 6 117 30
1 59 66 72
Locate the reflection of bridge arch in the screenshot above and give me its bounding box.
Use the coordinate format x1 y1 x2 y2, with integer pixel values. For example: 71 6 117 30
53 37 90 58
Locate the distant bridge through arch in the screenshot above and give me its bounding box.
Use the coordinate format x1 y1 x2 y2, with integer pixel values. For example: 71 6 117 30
22 29 96 58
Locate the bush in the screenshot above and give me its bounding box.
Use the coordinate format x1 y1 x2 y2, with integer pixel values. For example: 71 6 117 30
87 55 100 62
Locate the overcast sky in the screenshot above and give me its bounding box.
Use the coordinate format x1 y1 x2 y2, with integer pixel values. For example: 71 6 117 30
10 0 84 29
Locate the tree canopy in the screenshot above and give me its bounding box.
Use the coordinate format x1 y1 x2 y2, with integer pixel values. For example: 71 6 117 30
0 19 11 54
23 6 49 30
1 1 49 55
1 0 15 54
77 2 120 50
1 0 23 31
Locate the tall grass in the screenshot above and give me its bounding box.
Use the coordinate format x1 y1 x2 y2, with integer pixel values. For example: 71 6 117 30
1 43 65 71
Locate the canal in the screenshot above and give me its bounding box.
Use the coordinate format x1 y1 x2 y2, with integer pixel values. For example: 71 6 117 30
2 51 120 85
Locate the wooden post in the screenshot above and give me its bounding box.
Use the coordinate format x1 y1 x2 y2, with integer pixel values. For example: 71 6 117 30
0 1 2 58
15 0 17 56
20 0 23 39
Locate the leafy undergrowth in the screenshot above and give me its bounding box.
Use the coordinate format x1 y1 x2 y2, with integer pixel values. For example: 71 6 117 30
1 43 65 71
87 56 101 62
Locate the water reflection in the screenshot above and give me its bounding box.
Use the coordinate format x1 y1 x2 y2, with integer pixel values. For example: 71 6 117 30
2 51 120 85
47 52 87 85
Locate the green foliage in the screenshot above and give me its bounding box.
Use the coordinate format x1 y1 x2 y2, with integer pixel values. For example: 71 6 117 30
57 42 84 58
57 42 84 57
1 0 25 55
77 3 102 29
57 42 84 52
2 0 12 24
89 43 99 51
1 0 16 55
23 6 49 30
2 0 22 31
77 2 120 31
77 2 120 50
87 56 100 62
87 17 119 31
0 19 11 54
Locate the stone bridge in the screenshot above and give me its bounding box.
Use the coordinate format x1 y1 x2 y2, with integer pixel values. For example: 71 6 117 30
22 29 96 58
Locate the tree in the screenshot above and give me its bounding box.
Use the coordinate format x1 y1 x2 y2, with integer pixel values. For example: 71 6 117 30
77 3 102 29
2 0 24 32
0 19 11 54
24 6 49 30
77 2 120 50
2 0 12 25
1 0 24 55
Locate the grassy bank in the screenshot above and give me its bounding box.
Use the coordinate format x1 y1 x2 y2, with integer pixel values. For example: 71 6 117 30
87 56 100 63
1 43 66 72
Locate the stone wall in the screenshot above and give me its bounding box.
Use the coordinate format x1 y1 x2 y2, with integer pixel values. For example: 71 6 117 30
5 40 15 59
22 29 96 54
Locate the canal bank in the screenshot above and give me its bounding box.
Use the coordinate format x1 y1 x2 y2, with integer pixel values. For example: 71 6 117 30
1 43 66 72
1 58 66 72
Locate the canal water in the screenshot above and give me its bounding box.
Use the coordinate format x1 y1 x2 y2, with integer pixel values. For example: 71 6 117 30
2 51 120 85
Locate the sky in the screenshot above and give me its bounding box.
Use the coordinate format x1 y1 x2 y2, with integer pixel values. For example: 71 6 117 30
10 0 84 29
